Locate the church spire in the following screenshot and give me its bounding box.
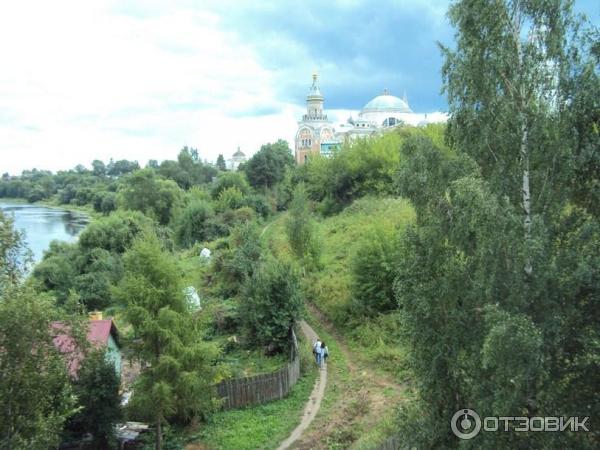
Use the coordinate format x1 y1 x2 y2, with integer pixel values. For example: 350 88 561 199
307 72 323 100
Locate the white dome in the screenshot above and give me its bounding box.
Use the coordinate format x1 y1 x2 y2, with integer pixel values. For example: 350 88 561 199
361 93 412 114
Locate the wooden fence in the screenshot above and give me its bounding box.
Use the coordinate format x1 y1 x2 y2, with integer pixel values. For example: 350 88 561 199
372 434 400 450
215 328 301 410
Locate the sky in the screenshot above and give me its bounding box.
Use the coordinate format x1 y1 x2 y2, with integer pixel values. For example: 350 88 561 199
0 0 598 175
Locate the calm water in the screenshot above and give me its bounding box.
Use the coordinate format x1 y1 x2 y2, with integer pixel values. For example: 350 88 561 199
0 202 89 264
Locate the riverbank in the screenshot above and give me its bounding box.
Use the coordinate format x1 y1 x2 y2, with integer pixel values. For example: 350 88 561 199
0 197 95 219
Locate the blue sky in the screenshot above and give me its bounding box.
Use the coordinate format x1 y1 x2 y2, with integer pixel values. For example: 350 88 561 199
0 0 598 174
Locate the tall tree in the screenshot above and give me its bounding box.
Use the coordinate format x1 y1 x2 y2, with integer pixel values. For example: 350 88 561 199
117 169 183 225
65 350 122 449
0 287 77 449
216 154 227 171
243 140 294 192
441 0 588 274
285 183 320 271
241 258 303 353
393 3 600 447
115 232 219 450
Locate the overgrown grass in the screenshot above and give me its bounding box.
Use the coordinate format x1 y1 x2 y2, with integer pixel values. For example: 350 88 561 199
269 197 414 382
188 358 318 449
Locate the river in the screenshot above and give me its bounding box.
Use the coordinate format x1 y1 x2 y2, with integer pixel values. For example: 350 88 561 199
0 201 89 264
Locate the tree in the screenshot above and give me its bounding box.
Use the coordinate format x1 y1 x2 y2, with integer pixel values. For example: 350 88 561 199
106 159 139 177
216 154 227 171
65 350 122 449
241 258 303 353
78 210 151 254
115 232 220 450
350 223 399 316
441 0 590 274
243 140 294 192
217 222 263 294
117 169 183 225
392 5 600 446
285 184 320 271
0 211 31 290
174 200 214 247
210 172 251 199
91 160 106 177
0 287 77 449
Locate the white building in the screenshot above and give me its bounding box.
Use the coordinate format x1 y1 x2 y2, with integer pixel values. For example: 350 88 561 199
294 75 447 164
227 147 247 170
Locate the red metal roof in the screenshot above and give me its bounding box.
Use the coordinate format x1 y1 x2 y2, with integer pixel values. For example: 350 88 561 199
51 318 119 377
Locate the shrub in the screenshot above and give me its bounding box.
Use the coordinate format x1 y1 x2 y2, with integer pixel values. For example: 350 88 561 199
240 258 304 353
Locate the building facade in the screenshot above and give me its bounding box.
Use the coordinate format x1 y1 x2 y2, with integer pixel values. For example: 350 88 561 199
227 147 247 171
295 75 447 164
294 74 339 164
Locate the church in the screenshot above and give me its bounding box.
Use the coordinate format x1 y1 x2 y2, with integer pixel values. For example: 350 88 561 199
294 74 446 164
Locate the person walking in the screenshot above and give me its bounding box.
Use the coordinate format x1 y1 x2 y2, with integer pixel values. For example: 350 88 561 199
321 341 329 367
313 338 322 366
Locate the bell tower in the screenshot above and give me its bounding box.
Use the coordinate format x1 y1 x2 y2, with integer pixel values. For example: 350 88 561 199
304 73 326 121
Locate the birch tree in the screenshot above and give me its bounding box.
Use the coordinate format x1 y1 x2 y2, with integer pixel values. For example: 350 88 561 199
441 0 581 275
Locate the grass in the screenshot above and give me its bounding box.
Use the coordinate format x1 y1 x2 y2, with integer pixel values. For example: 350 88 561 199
187 355 318 449
269 196 415 383
302 309 404 450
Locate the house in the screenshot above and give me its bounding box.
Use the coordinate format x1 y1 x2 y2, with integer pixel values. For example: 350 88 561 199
52 312 121 377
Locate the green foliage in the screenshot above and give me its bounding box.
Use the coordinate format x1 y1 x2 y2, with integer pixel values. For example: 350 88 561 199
350 223 399 316
34 213 138 308
0 210 31 290
158 147 217 189
303 131 406 213
190 365 317 450
294 197 414 326
210 172 251 199
118 169 183 225
215 186 245 212
212 222 263 297
0 287 77 450
107 159 139 177
243 139 294 191
78 210 152 254
174 200 214 248
216 154 227 171
115 232 220 448
32 244 79 304
285 183 320 270
396 118 600 448
240 258 303 353
65 350 122 449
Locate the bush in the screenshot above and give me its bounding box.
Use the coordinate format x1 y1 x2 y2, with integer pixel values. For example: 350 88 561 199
211 172 251 199
64 350 122 449
240 258 304 353
175 200 214 248
350 224 400 316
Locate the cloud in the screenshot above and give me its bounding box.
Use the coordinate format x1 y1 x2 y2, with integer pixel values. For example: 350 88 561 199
0 0 598 174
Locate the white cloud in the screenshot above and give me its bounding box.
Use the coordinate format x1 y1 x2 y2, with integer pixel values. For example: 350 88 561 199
0 0 297 174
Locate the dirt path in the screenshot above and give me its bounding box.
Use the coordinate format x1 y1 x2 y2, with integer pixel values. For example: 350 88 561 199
289 304 407 450
277 320 327 450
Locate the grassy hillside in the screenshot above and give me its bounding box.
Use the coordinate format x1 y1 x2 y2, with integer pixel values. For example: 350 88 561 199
268 196 415 382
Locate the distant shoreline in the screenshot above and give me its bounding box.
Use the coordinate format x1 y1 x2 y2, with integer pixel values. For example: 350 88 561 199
0 197 93 221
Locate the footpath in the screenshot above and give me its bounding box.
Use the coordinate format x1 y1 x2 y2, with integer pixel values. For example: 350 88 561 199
276 320 327 450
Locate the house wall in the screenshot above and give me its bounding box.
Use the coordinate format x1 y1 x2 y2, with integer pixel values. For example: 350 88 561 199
106 334 121 377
